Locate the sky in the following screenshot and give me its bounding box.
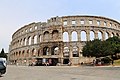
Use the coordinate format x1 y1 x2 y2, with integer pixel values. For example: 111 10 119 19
0 0 120 52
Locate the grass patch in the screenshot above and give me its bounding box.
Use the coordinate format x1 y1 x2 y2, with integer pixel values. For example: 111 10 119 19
114 59 120 66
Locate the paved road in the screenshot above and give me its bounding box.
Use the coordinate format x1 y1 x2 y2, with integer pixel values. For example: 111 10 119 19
0 65 120 80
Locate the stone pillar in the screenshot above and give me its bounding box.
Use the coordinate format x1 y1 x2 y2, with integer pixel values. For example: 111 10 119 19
37 35 40 43
23 39 25 46
35 49 38 57
69 32 71 41
59 44 63 64
60 44 63 57
86 31 90 41
41 34 44 42
93 19 97 26
59 29 62 41
95 31 98 39
49 47 51 55
31 36 34 44
49 33 52 42
29 50 32 58
114 33 117 36
39 49 42 56
102 32 105 41
85 18 89 25
78 31 81 41
18 41 20 48
23 52 25 59
108 32 111 38
69 46 73 59
17 41 21 47
67 19 71 27
26 37 29 45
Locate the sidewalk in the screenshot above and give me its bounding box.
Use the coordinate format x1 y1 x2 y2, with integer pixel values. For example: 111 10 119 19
94 65 120 67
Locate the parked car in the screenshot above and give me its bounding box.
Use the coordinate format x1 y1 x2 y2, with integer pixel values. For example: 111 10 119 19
0 58 7 76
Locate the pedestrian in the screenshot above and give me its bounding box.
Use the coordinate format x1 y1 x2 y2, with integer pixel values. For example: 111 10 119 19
68 61 72 66
112 59 114 66
93 59 96 66
16 62 18 66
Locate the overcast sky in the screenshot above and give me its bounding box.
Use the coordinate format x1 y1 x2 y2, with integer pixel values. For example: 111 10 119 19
0 0 120 52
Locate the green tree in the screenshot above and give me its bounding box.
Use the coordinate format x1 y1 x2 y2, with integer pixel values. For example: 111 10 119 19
106 36 120 59
106 36 120 55
0 48 7 59
82 39 104 58
101 41 114 56
82 36 120 58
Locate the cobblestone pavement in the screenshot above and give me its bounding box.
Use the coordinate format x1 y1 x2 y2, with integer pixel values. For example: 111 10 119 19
0 65 120 80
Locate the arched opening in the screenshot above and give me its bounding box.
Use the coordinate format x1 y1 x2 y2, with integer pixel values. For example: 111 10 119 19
111 32 115 37
63 46 70 64
54 47 59 55
16 52 19 58
72 46 79 57
19 51 21 58
52 30 59 40
39 35 42 42
13 52 15 59
28 36 31 45
30 27 32 32
105 32 109 40
20 39 23 46
44 31 50 41
98 31 102 40
32 49 37 57
51 46 59 55
63 32 69 42
71 31 78 41
63 47 69 57
34 26 37 30
26 49 29 57
38 49 41 56
22 50 25 58
116 33 119 37
33 35 37 44
18 40 19 46
23 38 27 46
81 31 87 41
90 31 95 41
43 47 49 55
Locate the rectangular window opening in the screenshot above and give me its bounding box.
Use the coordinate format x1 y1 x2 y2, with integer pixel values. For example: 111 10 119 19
72 20 76 25
63 20 67 26
97 20 100 26
89 20 93 24
110 23 112 27
104 21 107 26
80 20 84 24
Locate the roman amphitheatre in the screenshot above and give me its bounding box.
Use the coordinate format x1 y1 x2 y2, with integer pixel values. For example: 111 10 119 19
8 15 120 66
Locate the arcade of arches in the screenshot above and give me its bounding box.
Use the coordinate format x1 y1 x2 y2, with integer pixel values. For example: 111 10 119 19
9 15 120 66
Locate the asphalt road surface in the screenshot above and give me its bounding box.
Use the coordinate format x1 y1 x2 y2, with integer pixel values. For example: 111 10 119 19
0 65 120 80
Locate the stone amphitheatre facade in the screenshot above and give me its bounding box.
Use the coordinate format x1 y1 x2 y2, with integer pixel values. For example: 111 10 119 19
9 15 120 66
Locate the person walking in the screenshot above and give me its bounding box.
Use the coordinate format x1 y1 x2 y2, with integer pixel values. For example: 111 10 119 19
112 59 114 66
